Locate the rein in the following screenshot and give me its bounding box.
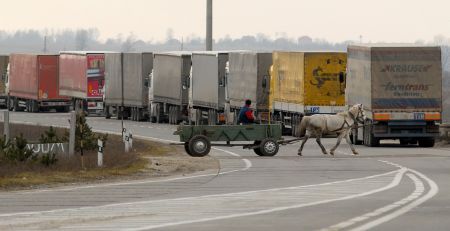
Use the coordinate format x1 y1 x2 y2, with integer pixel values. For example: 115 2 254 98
327 108 362 133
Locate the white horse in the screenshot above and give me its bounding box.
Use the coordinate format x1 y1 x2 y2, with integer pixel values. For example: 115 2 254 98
295 104 366 156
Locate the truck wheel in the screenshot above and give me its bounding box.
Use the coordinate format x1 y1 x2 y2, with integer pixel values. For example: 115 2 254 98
8 97 13 111
32 101 39 113
418 139 435 147
364 122 379 147
400 139 409 146
13 98 19 112
25 100 30 112
136 108 142 121
253 141 263 156
105 106 111 119
259 138 279 156
188 135 211 157
168 106 172 124
194 109 201 125
116 107 122 120
155 104 160 123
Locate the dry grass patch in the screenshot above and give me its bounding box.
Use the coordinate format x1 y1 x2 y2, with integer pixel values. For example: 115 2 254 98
0 123 218 190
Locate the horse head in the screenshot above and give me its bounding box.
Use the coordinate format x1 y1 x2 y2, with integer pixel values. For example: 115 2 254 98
349 104 366 123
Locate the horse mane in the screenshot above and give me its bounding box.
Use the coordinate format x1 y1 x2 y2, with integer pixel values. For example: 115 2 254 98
336 111 349 117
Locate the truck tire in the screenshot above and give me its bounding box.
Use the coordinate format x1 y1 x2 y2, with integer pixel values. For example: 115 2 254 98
13 98 19 112
364 122 379 147
132 107 137 121
168 106 173 124
32 100 39 113
418 139 435 147
188 135 211 157
195 109 201 125
7 97 13 111
400 139 409 146
258 138 279 156
105 106 111 119
209 110 214 125
155 104 160 123
136 108 142 121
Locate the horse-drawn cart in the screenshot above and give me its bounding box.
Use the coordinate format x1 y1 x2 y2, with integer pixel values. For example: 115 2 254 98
173 124 283 157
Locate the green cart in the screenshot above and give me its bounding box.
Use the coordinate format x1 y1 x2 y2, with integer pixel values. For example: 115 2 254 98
173 124 283 157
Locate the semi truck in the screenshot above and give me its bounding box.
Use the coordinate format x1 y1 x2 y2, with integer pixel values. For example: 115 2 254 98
189 52 229 125
150 52 191 124
346 44 442 147
225 52 272 124
270 51 347 135
104 52 153 121
0 55 9 108
7 54 71 112
59 51 106 115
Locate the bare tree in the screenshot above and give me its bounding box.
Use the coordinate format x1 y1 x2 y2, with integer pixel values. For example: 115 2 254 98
121 33 137 52
75 30 89 50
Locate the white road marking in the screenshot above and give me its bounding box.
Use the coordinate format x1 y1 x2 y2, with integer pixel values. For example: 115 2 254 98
322 173 424 231
0 169 404 230
348 161 439 231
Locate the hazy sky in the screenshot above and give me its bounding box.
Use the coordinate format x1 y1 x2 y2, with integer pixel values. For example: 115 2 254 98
1 0 449 42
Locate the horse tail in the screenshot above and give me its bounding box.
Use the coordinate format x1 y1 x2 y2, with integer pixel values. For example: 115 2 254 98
295 116 309 137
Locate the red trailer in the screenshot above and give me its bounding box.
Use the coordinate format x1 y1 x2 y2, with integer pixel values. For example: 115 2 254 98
59 52 105 115
8 54 71 112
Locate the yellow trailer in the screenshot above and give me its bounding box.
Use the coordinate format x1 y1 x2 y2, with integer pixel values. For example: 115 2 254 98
270 51 347 134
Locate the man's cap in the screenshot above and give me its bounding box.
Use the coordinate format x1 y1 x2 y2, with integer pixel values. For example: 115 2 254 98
245 99 252 105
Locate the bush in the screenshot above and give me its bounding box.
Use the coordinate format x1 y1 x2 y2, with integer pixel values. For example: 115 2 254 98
0 134 36 163
39 126 65 143
75 112 107 152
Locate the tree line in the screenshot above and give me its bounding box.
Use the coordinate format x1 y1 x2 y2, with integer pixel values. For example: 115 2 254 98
0 28 448 71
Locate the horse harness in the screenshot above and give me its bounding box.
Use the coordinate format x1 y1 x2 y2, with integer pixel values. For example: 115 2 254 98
326 109 361 133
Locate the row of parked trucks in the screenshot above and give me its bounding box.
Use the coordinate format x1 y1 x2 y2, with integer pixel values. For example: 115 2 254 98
0 44 444 146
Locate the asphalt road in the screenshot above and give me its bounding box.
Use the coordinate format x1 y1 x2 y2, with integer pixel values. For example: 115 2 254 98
1 111 449 231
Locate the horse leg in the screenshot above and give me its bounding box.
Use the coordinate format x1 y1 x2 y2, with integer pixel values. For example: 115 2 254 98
297 134 310 156
315 133 328 155
345 131 359 155
330 132 346 155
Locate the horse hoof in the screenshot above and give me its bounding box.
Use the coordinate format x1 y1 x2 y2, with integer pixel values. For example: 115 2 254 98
298 153 302 156
353 151 359 155
330 151 334 155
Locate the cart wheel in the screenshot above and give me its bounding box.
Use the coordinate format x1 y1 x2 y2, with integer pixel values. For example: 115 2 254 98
259 138 279 156
184 142 192 155
188 135 211 157
253 141 263 156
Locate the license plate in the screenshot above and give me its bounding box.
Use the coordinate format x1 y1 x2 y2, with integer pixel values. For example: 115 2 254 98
310 107 320 113
414 112 425 120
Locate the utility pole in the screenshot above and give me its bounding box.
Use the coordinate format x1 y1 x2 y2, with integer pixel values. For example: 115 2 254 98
121 52 124 137
206 0 213 51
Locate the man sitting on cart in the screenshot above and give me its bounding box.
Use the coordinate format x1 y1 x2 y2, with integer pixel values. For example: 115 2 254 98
238 99 255 125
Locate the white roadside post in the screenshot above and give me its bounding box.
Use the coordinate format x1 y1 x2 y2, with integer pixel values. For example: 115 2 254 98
3 111 9 142
68 111 76 155
123 128 130 153
129 131 133 149
97 139 104 167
